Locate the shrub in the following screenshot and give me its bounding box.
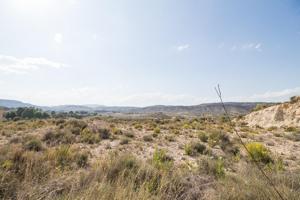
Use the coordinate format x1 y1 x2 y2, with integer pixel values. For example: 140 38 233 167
152 149 173 169
80 128 100 144
112 128 123 135
252 104 270 112
207 130 231 149
267 126 278 131
75 152 89 168
184 142 206 156
66 120 87 130
104 154 139 181
198 157 225 178
290 96 300 104
24 139 43 152
182 124 191 129
246 142 272 164
43 130 76 145
124 132 135 138
154 127 161 134
120 137 130 145
164 135 175 142
134 124 143 130
285 126 298 132
198 131 208 143
98 128 111 140
143 135 153 142
284 132 300 142
53 145 74 170
43 130 56 142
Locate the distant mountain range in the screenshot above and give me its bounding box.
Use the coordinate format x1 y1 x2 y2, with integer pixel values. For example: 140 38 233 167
0 99 272 116
0 99 33 108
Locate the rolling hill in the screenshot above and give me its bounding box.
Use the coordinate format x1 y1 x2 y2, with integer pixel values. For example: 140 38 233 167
0 99 268 116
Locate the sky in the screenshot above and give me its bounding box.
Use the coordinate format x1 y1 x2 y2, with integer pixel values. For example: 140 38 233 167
0 0 300 106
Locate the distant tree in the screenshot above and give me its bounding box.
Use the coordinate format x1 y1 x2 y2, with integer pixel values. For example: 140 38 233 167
4 107 50 120
3 111 16 120
41 112 50 119
21 108 35 119
16 107 25 116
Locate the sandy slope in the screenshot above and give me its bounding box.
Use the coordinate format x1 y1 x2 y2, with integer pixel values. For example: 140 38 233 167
244 97 300 128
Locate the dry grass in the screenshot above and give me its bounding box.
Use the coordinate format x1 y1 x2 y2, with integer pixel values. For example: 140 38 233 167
0 115 299 199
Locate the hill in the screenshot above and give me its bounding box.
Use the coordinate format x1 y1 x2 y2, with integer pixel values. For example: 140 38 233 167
244 96 300 128
0 99 33 108
136 102 260 116
0 99 264 116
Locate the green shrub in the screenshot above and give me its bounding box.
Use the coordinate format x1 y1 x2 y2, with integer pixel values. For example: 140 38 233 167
80 128 100 144
198 157 225 178
53 145 74 170
154 127 161 134
207 130 230 149
134 124 143 130
285 126 298 132
198 131 208 143
112 127 123 135
182 124 191 129
267 126 278 131
152 149 173 169
246 142 272 164
184 142 206 156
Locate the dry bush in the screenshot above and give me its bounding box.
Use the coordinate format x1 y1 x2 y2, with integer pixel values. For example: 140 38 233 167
184 142 207 157
42 129 76 146
80 128 100 144
216 165 300 200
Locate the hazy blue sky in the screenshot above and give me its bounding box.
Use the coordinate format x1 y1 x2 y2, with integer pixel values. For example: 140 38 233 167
0 0 300 106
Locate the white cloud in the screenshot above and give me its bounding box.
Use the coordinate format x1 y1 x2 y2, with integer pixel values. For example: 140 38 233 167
1 86 211 106
54 33 63 44
0 55 66 74
176 44 190 52
2 86 299 106
249 87 300 100
227 87 300 103
242 43 262 51
230 42 262 52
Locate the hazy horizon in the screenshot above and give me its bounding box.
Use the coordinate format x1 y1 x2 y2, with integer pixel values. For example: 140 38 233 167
0 96 282 108
1 0 300 106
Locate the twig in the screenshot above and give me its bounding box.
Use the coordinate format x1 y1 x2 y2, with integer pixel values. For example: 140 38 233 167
214 84 286 200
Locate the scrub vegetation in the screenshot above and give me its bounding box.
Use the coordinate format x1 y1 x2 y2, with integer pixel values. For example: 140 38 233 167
0 109 299 200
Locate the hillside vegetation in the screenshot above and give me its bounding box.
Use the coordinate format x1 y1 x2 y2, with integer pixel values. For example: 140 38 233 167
0 112 299 199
